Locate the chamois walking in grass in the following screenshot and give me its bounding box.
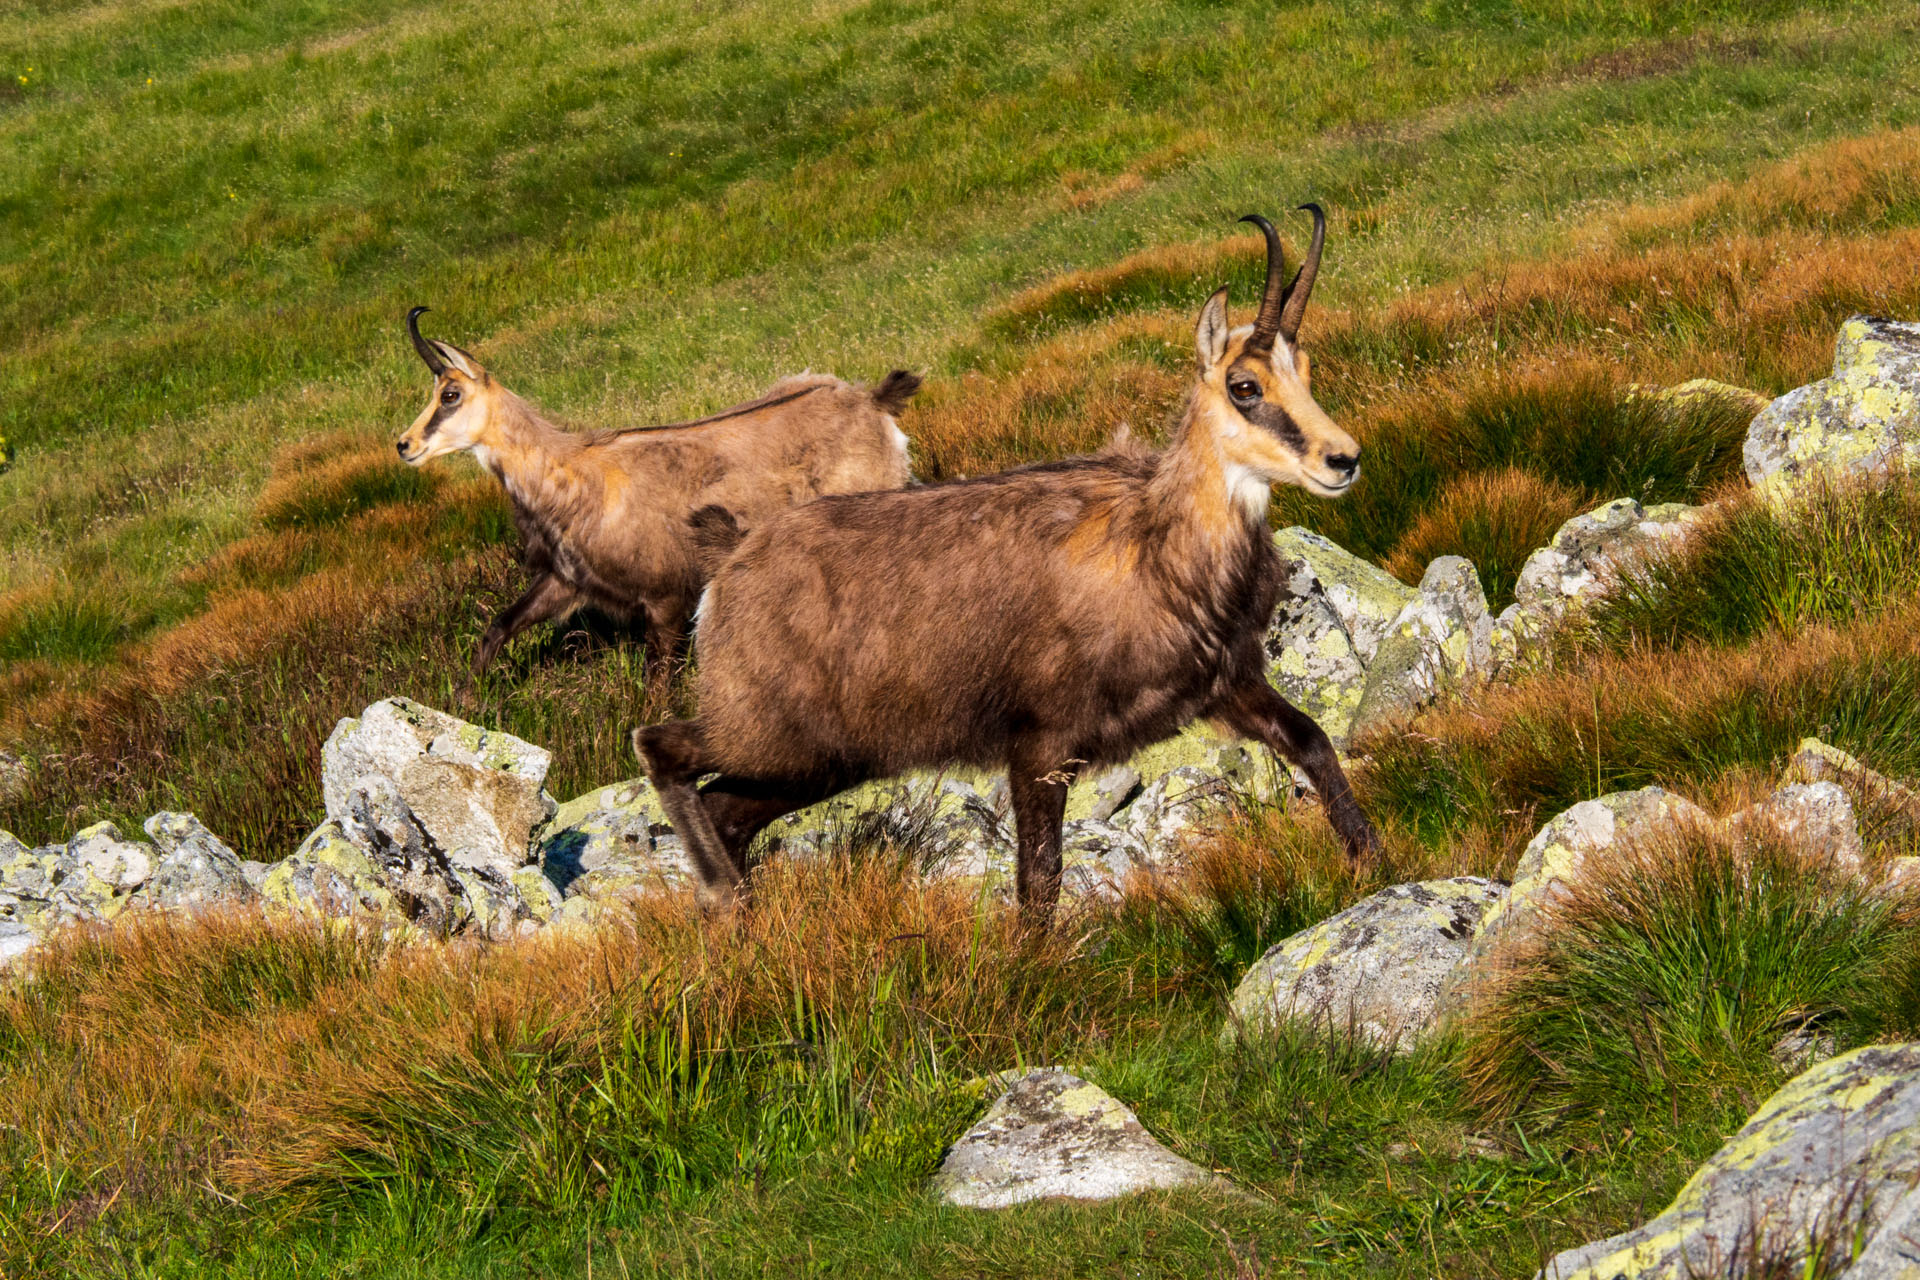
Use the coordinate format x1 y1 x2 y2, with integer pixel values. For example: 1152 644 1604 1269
395 309 919 696
634 206 1382 925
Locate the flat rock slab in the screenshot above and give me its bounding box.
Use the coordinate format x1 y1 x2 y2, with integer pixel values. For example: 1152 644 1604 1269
1541 1042 1920 1279
932 1069 1215 1208
1228 877 1507 1052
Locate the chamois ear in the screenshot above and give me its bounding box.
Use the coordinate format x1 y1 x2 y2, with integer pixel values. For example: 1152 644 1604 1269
1294 347 1311 389
432 341 486 380
1195 286 1231 369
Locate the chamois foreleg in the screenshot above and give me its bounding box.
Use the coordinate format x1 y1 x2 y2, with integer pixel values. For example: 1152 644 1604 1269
1007 742 1077 928
631 721 743 907
1211 680 1382 861
471 573 580 683
697 773 849 879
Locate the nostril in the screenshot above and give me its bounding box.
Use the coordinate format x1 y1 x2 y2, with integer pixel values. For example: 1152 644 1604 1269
1327 452 1359 476
396 441 409 458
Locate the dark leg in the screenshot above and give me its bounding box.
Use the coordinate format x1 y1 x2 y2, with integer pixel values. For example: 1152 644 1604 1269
631 720 741 906
1210 679 1382 861
698 772 851 878
472 574 580 681
1007 741 1077 928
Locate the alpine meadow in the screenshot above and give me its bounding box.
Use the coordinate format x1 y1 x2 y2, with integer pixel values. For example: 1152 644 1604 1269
5 0 1920 1276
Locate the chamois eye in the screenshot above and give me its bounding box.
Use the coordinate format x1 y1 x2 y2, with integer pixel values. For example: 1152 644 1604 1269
440 386 461 406
1229 379 1261 403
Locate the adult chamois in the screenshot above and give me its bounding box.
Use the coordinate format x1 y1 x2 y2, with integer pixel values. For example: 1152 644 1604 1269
396 310 919 696
635 206 1380 925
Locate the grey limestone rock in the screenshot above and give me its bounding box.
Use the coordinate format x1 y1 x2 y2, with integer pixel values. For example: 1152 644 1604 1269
1745 316 1920 506
1228 877 1508 1052
1272 525 1416 665
931 1068 1217 1208
1726 781 1865 875
1539 1043 1920 1279
138 811 257 910
1352 556 1494 733
539 779 690 899
321 698 555 879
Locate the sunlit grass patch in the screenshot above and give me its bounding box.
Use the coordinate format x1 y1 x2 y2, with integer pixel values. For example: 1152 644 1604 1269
1382 467 1587 606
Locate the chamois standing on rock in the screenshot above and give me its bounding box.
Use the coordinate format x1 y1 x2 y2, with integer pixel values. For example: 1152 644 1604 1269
396 309 920 695
635 206 1382 925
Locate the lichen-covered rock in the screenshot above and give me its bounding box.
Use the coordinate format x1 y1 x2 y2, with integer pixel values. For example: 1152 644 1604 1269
1074 766 1141 825
1264 563 1370 747
1629 377 1772 421
1121 765 1237 854
337 778 472 936
138 812 257 910
1848 1178 1920 1278
321 698 555 878
1059 819 1155 901
1539 1043 1920 1279
1272 526 1417 664
1442 788 1711 1014
1353 556 1493 733
930 1068 1216 1207
1511 498 1703 626
1228 878 1507 1052
1785 736 1920 834
1726 781 1864 874
1745 316 1920 506
539 779 688 898
0 751 26 804
52 821 157 922
261 820 410 931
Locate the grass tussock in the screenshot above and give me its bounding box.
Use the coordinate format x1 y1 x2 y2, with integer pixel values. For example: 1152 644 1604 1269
1382 468 1587 606
1461 818 1920 1145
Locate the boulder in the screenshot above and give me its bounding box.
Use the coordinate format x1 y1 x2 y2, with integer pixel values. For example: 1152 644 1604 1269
1725 781 1864 875
1352 556 1493 733
930 1069 1217 1207
1785 737 1920 851
1510 498 1703 626
1441 788 1711 1014
321 698 555 878
1848 1179 1920 1278
1075 766 1141 825
261 819 412 932
539 779 690 899
1228 877 1507 1052
1264 552 1371 746
1539 1043 1920 1279
138 812 257 910
1272 526 1417 664
1745 315 1920 506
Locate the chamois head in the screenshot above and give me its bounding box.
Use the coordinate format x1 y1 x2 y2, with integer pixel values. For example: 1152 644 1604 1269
396 307 498 465
1193 204 1361 503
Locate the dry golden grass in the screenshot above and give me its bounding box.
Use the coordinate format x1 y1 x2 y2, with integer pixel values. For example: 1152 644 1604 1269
1382 468 1587 601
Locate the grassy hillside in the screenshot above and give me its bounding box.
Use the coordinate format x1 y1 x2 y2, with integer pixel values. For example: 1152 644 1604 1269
5 0 1920 1274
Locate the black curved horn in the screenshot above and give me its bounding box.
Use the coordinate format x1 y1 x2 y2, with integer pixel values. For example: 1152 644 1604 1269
407 306 447 376
1239 213 1288 354
1277 203 1327 345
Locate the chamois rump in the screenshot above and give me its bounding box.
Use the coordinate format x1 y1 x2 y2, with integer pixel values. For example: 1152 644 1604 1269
395 309 920 694
635 206 1382 925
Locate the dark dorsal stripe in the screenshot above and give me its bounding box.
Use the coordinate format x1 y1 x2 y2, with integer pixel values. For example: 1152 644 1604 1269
602 384 825 437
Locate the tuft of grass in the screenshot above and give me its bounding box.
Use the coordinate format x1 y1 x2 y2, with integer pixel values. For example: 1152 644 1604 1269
1462 818 1920 1147
1382 468 1587 608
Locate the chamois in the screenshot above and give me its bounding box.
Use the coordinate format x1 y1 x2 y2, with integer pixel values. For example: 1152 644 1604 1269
634 206 1380 924
395 310 919 695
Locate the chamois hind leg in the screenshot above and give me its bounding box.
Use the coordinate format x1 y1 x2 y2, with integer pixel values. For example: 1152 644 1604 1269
1007 741 1077 929
631 720 742 906
698 773 853 880
1211 679 1382 862
471 573 579 683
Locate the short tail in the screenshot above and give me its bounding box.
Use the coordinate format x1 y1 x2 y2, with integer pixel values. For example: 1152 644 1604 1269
869 369 922 416
688 504 746 576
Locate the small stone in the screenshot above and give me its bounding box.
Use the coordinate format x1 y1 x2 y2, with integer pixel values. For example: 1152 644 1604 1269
1122 766 1237 854
1726 782 1864 874
1228 878 1508 1052
1059 819 1155 901
930 1068 1217 1208
138 811 257 910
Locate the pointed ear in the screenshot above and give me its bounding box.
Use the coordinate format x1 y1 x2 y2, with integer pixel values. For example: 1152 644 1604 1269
1195 286 1231 369
1294 347 1311 389
432 341 486 379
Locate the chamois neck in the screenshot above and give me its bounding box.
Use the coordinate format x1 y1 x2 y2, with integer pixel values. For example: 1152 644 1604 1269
472 390 577 504
1146 396 1272 546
